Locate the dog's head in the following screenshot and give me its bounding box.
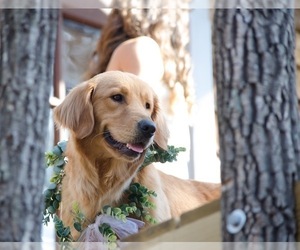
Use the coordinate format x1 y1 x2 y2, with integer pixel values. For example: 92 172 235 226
54 71 169 162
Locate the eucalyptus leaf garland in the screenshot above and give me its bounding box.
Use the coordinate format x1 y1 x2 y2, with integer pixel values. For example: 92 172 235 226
43 141 185 244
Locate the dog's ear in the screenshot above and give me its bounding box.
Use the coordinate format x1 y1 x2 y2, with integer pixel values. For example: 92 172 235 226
53 81 95 139
152 97 169 151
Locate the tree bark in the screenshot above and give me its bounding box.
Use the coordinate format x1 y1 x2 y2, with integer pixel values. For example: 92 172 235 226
0 7 58 243
213 6 300 244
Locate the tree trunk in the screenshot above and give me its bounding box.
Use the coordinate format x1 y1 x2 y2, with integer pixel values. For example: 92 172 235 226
213 6 300 244
0 7 58 243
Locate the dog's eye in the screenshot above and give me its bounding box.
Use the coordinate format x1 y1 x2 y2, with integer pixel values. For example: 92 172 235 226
145 102 151 109
111 94 124 103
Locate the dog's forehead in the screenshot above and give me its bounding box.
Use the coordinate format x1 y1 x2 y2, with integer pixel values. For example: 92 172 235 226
94 71 154 96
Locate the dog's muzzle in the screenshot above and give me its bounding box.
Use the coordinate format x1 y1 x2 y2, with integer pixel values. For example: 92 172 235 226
104 119 155 159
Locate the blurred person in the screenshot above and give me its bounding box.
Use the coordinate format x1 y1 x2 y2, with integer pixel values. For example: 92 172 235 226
85 0 195 179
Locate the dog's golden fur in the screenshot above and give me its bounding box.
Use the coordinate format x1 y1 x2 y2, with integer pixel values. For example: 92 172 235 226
54 71 220 239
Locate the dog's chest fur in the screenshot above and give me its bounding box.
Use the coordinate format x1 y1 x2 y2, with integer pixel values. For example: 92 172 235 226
61 145 145 225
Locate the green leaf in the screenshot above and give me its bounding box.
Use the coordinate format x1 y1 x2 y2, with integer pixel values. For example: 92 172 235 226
131 183 141 189
118 214 126 222
126 206 137 214
57 140 67 152
73 222 82 232
129 185 138 193
139 197 147 203
112 207 122 215
56 194 61 202
108 234 117 241
129 202 137 207
149 191 157 197
48 183 57 190
135 209 141 218
43 189 53 199
53 158 65 168
52 145 63 156
50 174 59 183
144 214 151 221
53 165 63 174
47 206 56 214
53 200 59 210
72 202 80 214
102 205 112 215
99 223 109 234
62 227 70 237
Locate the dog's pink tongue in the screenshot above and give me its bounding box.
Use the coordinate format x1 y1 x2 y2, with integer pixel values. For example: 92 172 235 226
126 143 144 153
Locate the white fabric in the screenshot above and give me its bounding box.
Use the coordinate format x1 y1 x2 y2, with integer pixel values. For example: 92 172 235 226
78 214 145 242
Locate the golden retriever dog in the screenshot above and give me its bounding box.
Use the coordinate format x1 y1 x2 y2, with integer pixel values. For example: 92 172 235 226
54 71 220 240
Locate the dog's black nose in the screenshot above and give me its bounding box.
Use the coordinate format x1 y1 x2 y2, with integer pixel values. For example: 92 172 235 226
138 119 156 138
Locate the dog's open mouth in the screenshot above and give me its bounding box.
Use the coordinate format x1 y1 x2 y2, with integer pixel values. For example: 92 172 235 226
104 131 146 158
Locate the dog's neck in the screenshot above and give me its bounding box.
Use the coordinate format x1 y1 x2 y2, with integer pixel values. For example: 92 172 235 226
67 135 146 206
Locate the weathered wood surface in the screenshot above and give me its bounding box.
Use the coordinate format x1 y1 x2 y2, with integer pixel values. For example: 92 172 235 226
122 199 221 250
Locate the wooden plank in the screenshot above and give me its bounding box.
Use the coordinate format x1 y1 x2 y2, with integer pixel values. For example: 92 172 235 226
122 199 221 250
148 211 221 242
180 198 220 227
123 217 179 243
